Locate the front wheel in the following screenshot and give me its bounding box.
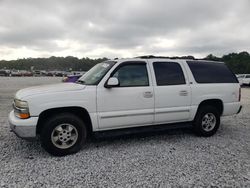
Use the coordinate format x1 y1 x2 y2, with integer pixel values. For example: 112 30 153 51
193 106 220 137
40 113 87 156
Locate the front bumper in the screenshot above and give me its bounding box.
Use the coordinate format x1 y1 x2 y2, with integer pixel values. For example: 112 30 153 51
8 110 38 139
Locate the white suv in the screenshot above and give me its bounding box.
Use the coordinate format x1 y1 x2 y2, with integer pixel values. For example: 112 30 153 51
9 57 242 156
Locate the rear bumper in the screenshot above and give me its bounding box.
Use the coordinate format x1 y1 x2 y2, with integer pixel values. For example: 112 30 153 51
8 110 38 139
237 105 242 114
223 102 242 116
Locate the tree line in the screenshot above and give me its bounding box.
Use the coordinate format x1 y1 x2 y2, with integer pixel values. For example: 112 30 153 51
0 56 108 72
204 51 250 74
0 51 250 73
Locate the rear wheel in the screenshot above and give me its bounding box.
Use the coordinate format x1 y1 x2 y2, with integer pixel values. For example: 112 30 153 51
40 113 87 156
193 106 220 137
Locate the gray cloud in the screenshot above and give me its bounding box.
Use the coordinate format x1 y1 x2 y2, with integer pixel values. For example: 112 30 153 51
0 0 249 59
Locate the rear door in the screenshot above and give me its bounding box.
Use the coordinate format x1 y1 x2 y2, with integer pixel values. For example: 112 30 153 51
150 60 192 124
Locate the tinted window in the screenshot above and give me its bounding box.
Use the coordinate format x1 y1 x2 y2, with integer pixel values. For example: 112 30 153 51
153 62 186 86
187 61 238 83
112 63 149 87
246 75 250 78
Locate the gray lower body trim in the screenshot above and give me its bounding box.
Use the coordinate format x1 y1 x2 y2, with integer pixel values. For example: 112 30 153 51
101 112 154 119
100 109 190 119
155 109 190 114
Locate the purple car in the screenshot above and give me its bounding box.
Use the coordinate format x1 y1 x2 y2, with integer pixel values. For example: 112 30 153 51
62 75 82 83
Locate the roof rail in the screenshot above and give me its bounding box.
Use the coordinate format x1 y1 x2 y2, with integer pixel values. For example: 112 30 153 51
135 55 156 59
135 55 196 60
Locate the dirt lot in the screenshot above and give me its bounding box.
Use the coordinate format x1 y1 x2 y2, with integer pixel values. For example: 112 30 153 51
0 77 249 187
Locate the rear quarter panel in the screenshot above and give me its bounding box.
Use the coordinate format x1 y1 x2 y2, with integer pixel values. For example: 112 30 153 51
190 83 240 119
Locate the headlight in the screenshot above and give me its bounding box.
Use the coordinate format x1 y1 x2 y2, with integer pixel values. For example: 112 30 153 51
14 99 29 108
13 99 30 119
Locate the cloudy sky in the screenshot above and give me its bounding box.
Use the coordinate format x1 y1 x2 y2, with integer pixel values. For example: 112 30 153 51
0 0 249 60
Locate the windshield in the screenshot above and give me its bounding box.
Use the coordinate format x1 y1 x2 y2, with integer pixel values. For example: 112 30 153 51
77 61 116 85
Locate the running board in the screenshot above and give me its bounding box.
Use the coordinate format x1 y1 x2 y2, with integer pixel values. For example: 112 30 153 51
93 122 193 139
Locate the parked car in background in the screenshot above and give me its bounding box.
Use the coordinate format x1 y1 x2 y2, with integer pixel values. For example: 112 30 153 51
9 57 242 156
62 74 82 83
33 70 42 77
73 71 85 76
0 69 11 76
236 74 245 85
11 71 22 77
45 71 54 77
62 72 85 83
52 71 64 77
20 71 33 77
242 74 250 85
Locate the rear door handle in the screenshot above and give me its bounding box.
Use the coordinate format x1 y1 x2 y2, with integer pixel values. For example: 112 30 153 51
143 91 153 98
179 90 188 96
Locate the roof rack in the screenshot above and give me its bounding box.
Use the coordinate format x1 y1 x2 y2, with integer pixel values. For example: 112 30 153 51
135 55 196 60
135 55 156 59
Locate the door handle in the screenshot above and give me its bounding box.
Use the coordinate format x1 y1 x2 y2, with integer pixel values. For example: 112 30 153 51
143 91 153 98
179 90 188 96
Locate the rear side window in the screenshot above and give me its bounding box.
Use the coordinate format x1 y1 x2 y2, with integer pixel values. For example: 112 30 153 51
187 61 238 83
153 62 186 86
246 75 250 78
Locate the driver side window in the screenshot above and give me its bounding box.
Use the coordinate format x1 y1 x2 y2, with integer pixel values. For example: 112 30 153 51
112 63 149 87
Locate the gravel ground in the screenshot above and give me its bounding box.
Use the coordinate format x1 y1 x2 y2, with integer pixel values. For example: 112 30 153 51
0 77 249 187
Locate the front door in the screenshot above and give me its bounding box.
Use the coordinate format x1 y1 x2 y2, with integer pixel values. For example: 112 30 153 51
97 61 154 130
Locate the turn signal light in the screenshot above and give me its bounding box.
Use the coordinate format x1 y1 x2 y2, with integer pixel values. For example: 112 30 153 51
19 113 30 119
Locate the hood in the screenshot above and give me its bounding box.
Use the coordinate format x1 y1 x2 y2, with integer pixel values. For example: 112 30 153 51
15 83 86 99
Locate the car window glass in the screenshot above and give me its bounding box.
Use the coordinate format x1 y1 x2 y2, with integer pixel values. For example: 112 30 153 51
153 62 186 85
187 61 238 83
112 63 149 87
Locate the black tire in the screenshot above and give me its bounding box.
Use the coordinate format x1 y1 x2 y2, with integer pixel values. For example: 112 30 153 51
40 113 87 156
193 105 220 137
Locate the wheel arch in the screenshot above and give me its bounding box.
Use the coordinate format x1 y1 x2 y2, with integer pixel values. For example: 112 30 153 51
36 106 93 136
196 99 224 117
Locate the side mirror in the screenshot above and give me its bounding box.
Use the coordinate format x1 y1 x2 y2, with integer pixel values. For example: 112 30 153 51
105 77 119 88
